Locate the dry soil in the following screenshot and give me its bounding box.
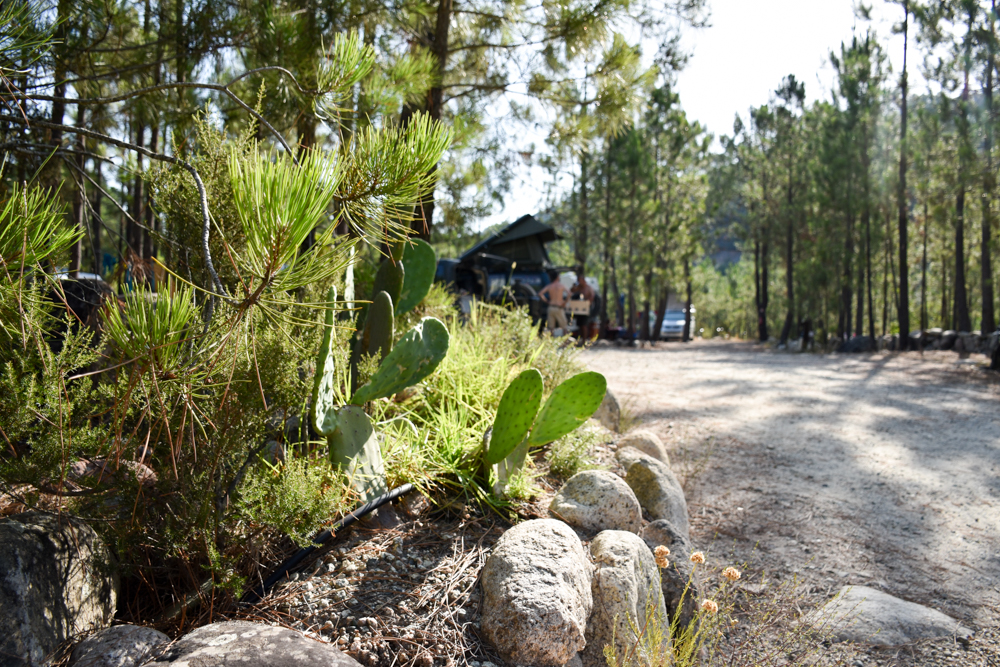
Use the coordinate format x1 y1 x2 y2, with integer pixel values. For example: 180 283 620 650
583 339 1000 665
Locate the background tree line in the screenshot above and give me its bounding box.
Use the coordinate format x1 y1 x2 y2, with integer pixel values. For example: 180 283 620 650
546 0 1000 348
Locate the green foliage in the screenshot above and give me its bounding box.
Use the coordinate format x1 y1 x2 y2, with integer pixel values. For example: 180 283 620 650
228 148 350 294
485 369 543 465
548 425 607 479
102 281 198 374
236 457 347 547
396 238 437 315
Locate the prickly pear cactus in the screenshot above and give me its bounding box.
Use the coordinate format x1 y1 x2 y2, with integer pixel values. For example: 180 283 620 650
312 286 339 436
486 369 543 464
327 405 387 502
351 317 450 405
493 437 529 497
527 371 607 446
361 291 394 362
397 238 437 315
372 256 404 307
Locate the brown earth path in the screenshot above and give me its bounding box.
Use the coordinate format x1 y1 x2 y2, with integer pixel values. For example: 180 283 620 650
582 339 1000 636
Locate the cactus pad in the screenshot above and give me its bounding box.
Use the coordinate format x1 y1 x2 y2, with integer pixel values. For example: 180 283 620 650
372 257 404 306
485 368 543 464
312 286 339 436
351 317 450 404
493 436 529 496
327 406 387 502
527 371 607 446
397 238 437 315
361 291 394 361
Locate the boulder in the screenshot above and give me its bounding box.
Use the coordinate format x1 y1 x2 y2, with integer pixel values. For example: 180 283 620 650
549 470 642 534
617 449 690 540
956 332 981 355
640 520 701 634
940 330 958 351
581 531 669 667
480 519 593 666
0 512 118 667
806 586 973 646
617 430 669 464
837 336 874 353
69 625 170 667
145 621 361 666
592 390 621 433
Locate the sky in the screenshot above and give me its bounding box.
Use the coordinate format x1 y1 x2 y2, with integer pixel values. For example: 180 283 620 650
478 0 925 231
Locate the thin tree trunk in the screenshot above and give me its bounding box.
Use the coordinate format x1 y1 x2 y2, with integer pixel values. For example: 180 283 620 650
982 1 997 332
91 162 103 275
841 213 854 340
897 0 911 347
760 237 770 341
683 258 692 342
600 138 612 336
955 188 971 331
780 156 795 345
641 268 653 341
130 123 146 261
921 200 928 330
866 206 875 339
577 151 589 271
70 107 86 276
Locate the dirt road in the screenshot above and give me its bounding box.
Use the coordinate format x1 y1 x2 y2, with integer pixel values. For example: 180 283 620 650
583 340 1000 636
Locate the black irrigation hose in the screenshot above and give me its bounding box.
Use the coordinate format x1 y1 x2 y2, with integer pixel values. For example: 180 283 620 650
240 483 415 605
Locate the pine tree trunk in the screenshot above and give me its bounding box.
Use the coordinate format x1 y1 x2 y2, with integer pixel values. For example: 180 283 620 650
866 206 875 339
760 238 770 341
577 151 589 271
897 0 911 348
921 200 928 331
91 162 103 275
682 258 692 342
955 189 971 331
600 138 612 337
841 213 854 340
982 5 997 332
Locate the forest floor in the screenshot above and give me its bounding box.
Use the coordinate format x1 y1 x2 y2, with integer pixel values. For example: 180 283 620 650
583 339 1000 666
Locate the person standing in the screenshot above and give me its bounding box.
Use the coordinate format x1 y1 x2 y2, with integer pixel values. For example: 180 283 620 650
538 271 570 334
570 270 595 343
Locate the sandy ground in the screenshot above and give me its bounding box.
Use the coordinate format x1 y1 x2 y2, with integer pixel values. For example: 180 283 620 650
583 340 1000 642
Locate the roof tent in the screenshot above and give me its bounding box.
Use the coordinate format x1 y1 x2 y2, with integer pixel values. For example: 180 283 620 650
459 214 560 269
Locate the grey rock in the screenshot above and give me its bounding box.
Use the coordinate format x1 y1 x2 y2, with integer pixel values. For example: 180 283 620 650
549 470 642 534
581 531 669 667
940 330 958 350
481 519 593 666
0 512 118 667
807 586 974 646
69 625 170 667
145 621 361 666
838 335 874 353
617 449 690 539
592 390 620 433
618 430 669 464
640 520 701 634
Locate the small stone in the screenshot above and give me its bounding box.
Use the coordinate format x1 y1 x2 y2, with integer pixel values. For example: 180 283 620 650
549 470 642 534
617 430 669 464
805 586 974 646
592 390 621 432
617 448 690 539
69 625 169 667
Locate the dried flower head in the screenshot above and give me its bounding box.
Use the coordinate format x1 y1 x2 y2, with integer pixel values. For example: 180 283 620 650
722 566 741 582
654 545 670 568
701 599 719 614
689 551 706 564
